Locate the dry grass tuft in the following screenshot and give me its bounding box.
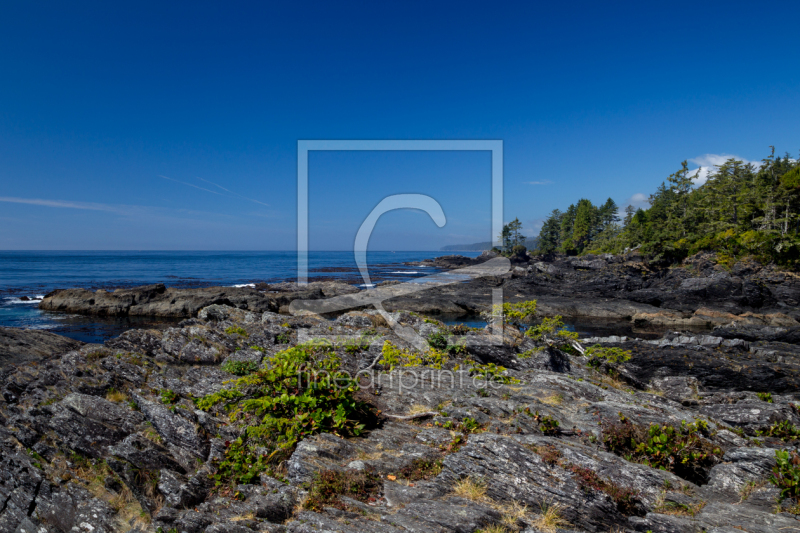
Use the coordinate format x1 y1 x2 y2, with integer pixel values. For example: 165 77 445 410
531 501 570 533
477 525 509 533
453 477 487 501
407 404 433 416
738 479 766 502
105 389 128 403
231 512 256 521
498 500 529 529
540 392 564 406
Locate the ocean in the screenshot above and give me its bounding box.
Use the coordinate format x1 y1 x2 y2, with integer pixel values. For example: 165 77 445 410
0 250 474 342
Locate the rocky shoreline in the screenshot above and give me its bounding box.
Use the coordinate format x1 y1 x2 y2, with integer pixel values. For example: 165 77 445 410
0 251 798 532
37 251 800 333
1 303 800 532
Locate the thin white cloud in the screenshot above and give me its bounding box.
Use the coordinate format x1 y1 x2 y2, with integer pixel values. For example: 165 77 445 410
195 177 270 207
159 175 269 207
525 180 553 185
624 193 649 210
0 196 121 212
688 153 760 185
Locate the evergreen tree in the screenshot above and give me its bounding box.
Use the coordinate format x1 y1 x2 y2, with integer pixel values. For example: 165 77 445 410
537 209 562 254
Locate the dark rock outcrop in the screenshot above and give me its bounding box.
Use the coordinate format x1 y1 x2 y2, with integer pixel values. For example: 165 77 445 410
2 303 800 532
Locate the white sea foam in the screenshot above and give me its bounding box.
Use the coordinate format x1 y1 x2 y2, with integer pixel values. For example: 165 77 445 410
358 283 376 288
5 296 44 305
233 283 256 288
389 271 419 274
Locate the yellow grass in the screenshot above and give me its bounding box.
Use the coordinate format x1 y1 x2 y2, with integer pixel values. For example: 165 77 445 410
106 389 128 403
453 477 487 501
407 404 433 415
531 501 570 533
540 392 564 405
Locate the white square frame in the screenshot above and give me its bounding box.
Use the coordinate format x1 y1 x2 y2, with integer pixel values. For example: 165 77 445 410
296 139 503 284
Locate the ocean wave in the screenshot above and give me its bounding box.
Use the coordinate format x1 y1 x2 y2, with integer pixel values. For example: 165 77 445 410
357 283 376 288
232 283 256 288
389 271 420 274
3 295 45 305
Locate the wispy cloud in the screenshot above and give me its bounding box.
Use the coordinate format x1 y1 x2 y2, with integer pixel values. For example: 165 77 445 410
525 180 553 185
196 177 270 207
624 193 649 209
688 153 760 185
0 196 122 212
159 175 269 207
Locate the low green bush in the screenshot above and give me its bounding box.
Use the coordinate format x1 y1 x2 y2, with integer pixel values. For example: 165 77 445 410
585 345 632 368
468 362 520 384
225 326 249 338
602 414 721 483
771 450 800 499
221 359 259 376
159 388 178 405
197 346 375 487
756 420 800 440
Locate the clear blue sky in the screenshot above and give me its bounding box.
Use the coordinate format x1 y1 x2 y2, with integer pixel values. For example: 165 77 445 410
1 1 798 250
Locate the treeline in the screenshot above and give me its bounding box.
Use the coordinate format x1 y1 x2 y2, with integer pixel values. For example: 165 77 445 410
535 148 800 266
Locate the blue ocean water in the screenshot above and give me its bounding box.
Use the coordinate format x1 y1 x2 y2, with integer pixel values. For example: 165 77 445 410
0 250 478 342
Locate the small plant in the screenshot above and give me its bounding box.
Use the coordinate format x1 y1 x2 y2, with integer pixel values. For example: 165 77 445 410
225 326 249 338
476 388 490 398
303 469 382 511
524 408 560 435
426 331 466 355
159 389 178 405
275 331 292 344
469 362 520 384
379 340 448 370
757 392 774 403
481 300 538 325
584 345 632 368
602 414 721 484
460 417 482 434
756 420 800 441
771 450 800 499
532 444 562 465
653 500 706 517
566 463 640 514
221 359 260 376
397 458 443 481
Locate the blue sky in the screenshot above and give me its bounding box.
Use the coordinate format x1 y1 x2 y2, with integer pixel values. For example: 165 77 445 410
1 1 798 250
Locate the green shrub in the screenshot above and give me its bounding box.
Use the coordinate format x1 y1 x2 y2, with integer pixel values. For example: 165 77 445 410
469 362 520 384
481 300 537 325
602 414 721 483
524 408 560 435
159 389 178 405
379 340 448 370
197 346 375 486
585 345 632 368
771 450 800 499
225 326 249 338
221 359 259 376
757 392 773 403
756 420 800 440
